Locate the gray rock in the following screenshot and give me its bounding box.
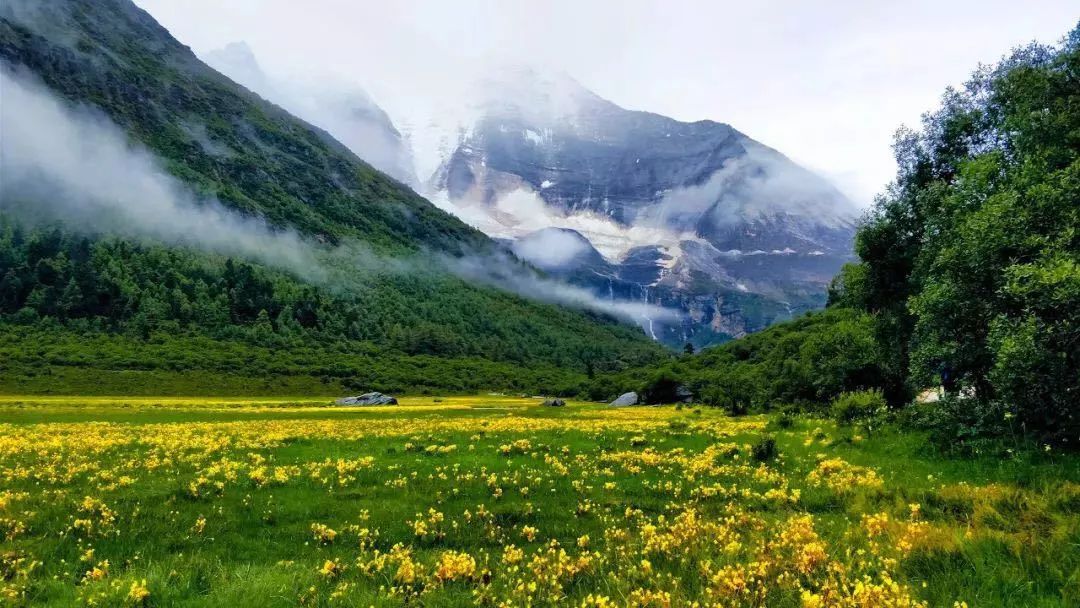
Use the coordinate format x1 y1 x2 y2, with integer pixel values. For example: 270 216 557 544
334 392 398 406
609 391 639 407
542 398 566 407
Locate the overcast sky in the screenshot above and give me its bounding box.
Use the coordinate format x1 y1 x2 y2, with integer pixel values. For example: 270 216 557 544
136 0 1075 206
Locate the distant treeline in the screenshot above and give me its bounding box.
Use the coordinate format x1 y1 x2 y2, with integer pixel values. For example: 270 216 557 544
0 217 664 395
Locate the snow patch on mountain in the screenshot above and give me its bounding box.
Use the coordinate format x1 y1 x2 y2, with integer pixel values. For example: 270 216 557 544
430 185 698 261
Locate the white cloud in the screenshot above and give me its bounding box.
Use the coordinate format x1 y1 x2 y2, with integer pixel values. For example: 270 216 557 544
645 145 860 230
511 229 592 270
135 0 1076 207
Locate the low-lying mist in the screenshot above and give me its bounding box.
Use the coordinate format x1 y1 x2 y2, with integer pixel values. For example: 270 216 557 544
643 144 860 232
0 63 679 335
0 63 323 280
445 252 682 330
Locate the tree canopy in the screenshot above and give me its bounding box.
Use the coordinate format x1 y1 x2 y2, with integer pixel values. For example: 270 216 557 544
832 25 1079 442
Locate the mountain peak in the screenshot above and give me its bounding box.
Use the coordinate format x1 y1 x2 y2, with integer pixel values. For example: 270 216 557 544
479 66 599 110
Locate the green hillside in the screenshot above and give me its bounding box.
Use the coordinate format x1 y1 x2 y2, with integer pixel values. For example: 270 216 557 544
0 0 664 395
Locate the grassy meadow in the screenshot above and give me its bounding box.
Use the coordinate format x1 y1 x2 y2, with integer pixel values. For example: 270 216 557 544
0 396 1077 607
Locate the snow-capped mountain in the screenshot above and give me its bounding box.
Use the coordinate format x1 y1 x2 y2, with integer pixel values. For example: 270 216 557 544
204 42 417 187
198 49 855 347
418 67 858 347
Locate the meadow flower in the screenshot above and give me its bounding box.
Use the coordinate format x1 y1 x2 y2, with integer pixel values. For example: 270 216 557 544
434 550 477 582
0 400 1014 607
319 559 344 578
311 523 337 544
500 544 524 566
863 512 890 537
521 526 538 542
83 560 109 582
126 579 149 604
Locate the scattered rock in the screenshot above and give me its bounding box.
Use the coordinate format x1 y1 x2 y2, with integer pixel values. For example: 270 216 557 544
542 398 566 407
609 392 639 407
334 392 398 406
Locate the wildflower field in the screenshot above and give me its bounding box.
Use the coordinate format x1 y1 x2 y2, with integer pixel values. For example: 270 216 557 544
0 396 1077 607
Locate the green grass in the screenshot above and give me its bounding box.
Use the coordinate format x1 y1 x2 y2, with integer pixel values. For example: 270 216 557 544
0 397 1076 606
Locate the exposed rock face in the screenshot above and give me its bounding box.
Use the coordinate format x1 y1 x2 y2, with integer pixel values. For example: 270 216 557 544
542 398 566 407
609 392 640 407
335 392 398 406
427 68 857 348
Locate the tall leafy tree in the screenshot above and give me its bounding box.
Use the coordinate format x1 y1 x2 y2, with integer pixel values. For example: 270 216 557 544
841 24 1079 442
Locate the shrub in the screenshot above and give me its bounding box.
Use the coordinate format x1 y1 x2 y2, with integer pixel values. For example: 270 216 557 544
640 370 683 404
830 390 886 424
908 395 1017 455
667 419 689 432
766 412 795 431
751 436 777 462
724 401 749 417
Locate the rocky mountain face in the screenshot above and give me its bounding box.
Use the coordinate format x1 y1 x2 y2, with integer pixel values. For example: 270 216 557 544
424 68 859 347
204 41 418 187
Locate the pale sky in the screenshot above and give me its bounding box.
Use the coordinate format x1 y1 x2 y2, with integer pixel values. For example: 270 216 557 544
136 0 1076 206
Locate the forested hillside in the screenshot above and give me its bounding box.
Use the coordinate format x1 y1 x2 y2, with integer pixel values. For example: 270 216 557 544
0 0 664 394
607 24 1079 448
0 218 664 395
